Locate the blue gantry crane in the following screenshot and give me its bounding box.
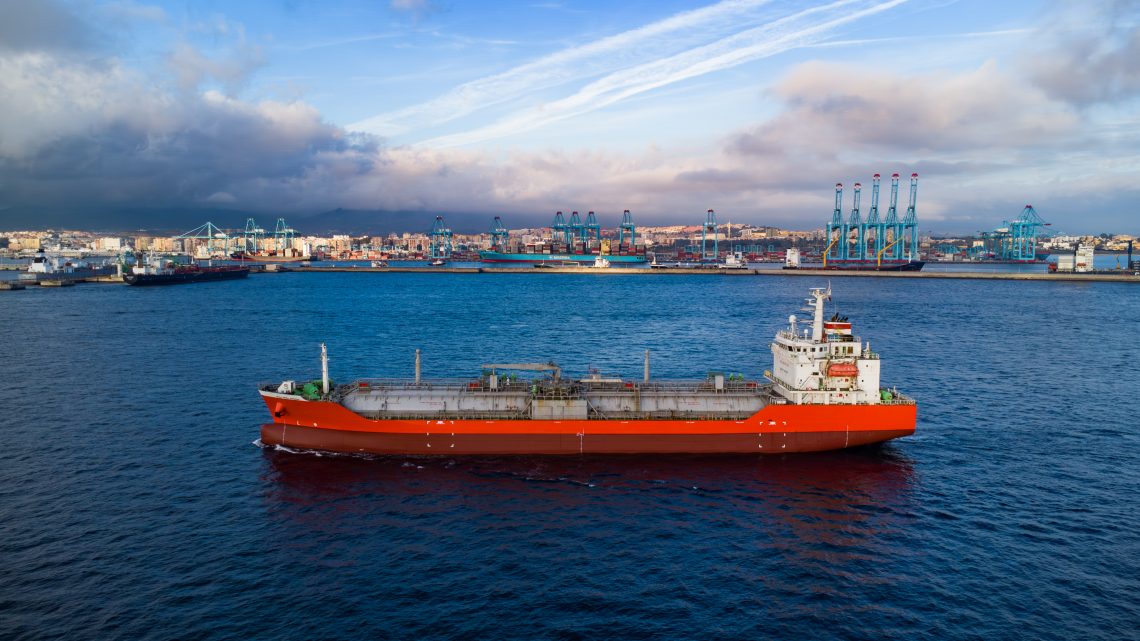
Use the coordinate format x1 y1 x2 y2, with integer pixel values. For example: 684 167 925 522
901 173 919 260
584 211 601 242
489 216 508 251
825 184 844 262
1006 205 1050 261
552 211 567 245
272 218 296 255
176 221 233 255
619 209 636 249
242 218 265 254
702 208 719 261
865 174 882 259
430 215 453 259
882 173 901 261
568 211 585 243
848 182 864 261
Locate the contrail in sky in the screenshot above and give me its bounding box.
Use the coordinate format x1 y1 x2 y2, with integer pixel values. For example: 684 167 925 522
350 0 909 146
350 0 781 135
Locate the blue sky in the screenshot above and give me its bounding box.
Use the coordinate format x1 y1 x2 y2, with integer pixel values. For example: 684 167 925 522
1 0 1138 234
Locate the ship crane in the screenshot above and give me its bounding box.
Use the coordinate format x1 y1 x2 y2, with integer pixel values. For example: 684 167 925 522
482 363 562 382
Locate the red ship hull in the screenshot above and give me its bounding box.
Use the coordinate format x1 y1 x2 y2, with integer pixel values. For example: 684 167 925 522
259 393 916 455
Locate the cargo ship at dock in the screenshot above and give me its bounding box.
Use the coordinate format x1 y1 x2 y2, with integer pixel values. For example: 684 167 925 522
125 254 249 285
479 250 647 265
259 287 916 455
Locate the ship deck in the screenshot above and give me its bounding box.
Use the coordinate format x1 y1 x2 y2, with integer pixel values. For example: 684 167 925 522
262 376 912 422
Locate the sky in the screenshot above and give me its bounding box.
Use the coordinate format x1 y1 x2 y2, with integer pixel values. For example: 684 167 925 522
0 0 1138 235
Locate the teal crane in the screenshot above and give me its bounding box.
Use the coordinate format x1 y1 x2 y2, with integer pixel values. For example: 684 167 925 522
242 218 265 254
430 215 453 259
273 218 296 255
848 182 864 260
619 209 636 249
176 221 232 255
883 174 901 260
584 211 601 242
1006 205 1049 261
552 211 567 246
489 216 508 251
865 174 882 259
826 183 844 262
901 173 919 260
568 211 585 243
702 209 718 261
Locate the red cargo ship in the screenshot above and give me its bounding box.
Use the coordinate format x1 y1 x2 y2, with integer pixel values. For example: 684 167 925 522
259 287 916 455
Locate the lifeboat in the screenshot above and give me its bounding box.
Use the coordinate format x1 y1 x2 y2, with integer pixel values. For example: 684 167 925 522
826 362 859 377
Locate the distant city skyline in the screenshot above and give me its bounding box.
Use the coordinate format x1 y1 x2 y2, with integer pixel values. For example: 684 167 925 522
1 0 1137 234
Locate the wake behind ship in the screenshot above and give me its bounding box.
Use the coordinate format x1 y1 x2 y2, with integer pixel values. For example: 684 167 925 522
259 288 916 455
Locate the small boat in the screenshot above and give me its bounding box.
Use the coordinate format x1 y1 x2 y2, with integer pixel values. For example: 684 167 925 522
428 258 447 267
371 260 389 268
592 256 611 268
718 252 748 269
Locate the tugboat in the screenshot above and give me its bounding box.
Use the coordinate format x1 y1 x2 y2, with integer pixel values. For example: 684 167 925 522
124 253 249 286
259 287 916 455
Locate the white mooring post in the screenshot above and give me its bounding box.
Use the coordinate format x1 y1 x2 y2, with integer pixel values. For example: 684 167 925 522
320 343 330 395
644 349 650 383
415 349 421 384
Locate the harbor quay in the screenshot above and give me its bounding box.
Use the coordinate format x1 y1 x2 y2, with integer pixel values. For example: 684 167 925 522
6 263 1139 286
276 265 1140 283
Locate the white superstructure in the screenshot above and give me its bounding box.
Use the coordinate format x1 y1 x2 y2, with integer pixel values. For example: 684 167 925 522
767 287 883 405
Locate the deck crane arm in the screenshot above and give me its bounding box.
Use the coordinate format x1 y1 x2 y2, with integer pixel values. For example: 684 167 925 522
482 363 562 381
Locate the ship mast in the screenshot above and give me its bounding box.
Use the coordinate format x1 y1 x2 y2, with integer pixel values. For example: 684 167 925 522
810 287 830 341
321 343 329 395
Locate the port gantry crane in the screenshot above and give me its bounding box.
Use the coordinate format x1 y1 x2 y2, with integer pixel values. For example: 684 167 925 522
824 184 843 266
865 174 882 259
176 221 233 256
241 218 266 254
489 216 509 251
848 182 864 261
429 215 453 259
552 211 567 246
978 206 1050 261
901 173 919 261
1007 205 1050 261
881 173 902 261
273 218 296 255
701 208 719 261
568 211 585 244
619 209 636 250
585 211 601 243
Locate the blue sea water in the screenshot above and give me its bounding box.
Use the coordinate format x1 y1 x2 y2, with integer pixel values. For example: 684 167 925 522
2 273 1139 641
